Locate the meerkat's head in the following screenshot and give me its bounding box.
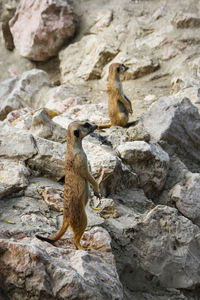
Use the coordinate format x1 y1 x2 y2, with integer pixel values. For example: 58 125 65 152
109 63 129 80
67 120 97 143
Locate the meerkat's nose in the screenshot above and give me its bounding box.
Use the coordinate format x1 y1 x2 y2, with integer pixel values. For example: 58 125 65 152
124 66 129 71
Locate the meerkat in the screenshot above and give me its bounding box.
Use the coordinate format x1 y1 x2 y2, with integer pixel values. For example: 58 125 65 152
98 63 133 128
36 120 100 250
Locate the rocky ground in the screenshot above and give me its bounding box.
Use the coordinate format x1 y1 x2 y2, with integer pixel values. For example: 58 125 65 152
1 0 200 299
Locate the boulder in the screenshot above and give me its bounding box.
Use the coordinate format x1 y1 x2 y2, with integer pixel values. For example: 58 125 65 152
27 135 66 181
59 34 119 84
130 205 200 289
9 0 77 61
116 141 170 197
83 137 138 196
0 159 30 198
172 13 200 28
141 97 200 163
0 69 50 120
90 10 113 33
0 227 123 300
170 172 200 226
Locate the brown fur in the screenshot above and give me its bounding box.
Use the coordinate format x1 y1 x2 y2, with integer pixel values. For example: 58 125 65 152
98 63 132 128
36 121 100 250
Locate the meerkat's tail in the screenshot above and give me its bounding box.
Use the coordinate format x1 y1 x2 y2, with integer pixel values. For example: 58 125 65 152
97 124 112 129
36 220 69 244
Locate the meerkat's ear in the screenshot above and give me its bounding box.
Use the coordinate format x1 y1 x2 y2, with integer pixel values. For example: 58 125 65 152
74 129 80 137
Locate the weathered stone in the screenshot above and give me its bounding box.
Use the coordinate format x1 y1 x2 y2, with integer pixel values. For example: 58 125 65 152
116 141 169 196
170 172 200 226
0 125 37 160
10 0 77 61
27 136 66 181
59 35 119 84
90 10 113 33
1 5 15 50
6 107 33 124
0 227 123 300
141 97 200 163
0 69 50 120
127 121 150 142
0 159 30 198
38 186 63 212
54 103 110 127
30 109 67 143
130 205 200 289
99 126 129 149
172 13 200 28
92 197 118 219
83 136 138 196
45 96 82 114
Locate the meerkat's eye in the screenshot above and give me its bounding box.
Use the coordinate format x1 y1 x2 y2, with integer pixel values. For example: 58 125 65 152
83 122 90 128
74 129 80 137
117 66 120 72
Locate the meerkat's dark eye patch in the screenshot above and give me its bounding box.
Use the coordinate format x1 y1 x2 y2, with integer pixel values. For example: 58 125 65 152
83 122 90 128
74 129 80 137
117 66 120 72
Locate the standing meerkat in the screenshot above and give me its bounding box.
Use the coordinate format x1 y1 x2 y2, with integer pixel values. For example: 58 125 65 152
36 120 100 250
98 63 133 128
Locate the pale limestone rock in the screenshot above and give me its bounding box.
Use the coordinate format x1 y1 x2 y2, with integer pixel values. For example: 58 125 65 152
116 141 169 196
170 172 200 226
0 69 50 120
37 186 63 212
172 13 200 28
0 227 123 299
90 10 113 33
0 159 30 198
83 137 138 196
59 35 119 84
92 197 118 219
131 205 200 289
27 135 66 181
10 0 77 61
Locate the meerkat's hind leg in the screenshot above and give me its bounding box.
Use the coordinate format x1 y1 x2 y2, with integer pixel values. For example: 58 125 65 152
72 213 87 250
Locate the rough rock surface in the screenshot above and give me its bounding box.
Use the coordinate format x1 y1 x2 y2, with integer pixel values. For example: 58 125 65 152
170 171 200 226
116 141 170 196
0 69 50 120
141 97 200 163
0 227 123 300
9 0 77 61
130 205 200 289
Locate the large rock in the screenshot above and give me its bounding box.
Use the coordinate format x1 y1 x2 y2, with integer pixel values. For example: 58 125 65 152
27 135 66 181
128 205 200 289
0 227 123 300
0 69 50 120
83 137 138 196
9 0 77 61
141 97 200 163
170 172 200 226
0 159 30 198
172 13 200 28
59 34 119 84
116 141 170 197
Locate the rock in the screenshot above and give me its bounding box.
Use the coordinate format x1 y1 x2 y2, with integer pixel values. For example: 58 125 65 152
172 13 200 28
170 172 200 226
90 10 113 33
45 96 82 114
27 135 66 181
0 69 50 120
30 109 67 143
0 159 30 198
95 126 129 150
103 54 160 81
59 35 119 84
37 186 63 212
116 141 170 197
1 5 15 50
92 197 118 219
130 205 200 289
6 107 33 124
83 136 138 196
54 103 110 127
141 97 200 163
9 0 77 61
0 227 123 300
127 121 150 142
144 94 157 105
0 125 37 160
